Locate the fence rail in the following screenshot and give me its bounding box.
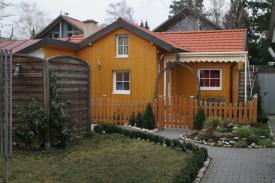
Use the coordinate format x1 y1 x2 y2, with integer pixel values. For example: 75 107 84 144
92 96 258 129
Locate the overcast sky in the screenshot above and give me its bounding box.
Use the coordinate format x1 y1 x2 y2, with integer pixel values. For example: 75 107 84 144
6 0 173 29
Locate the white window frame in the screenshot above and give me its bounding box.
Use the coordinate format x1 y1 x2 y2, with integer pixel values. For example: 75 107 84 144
198 68 222 91
116 35 128 58
113 71 130 94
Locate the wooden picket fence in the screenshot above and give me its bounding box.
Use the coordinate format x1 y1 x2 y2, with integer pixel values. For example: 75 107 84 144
92 95 258 129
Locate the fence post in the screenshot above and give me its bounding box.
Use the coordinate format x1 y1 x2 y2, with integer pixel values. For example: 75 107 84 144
188 96 194 129
253 95 258 122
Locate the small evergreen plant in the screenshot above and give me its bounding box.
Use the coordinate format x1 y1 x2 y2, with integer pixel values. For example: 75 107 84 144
142 104 155 130
194 107 206 130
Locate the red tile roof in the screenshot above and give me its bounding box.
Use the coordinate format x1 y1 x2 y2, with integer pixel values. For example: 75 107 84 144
153 29 247 52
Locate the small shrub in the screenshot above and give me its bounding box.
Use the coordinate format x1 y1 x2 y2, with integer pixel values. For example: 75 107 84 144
165 138 172 147
234 140 248 148
216 127 232 133
194 107 206 130
136 112 143 128
259 139 275 148
128 113 137 126
234 127 254 138
247 134 260 144
204 118 224 129
251 127 270 138
16 99 48 150
142 103 156 130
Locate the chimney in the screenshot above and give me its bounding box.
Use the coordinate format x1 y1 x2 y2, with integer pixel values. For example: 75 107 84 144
83 19 98 37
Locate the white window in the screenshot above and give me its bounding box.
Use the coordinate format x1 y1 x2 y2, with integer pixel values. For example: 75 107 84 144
113 71 130 94
116 35 128 57
198 69 222 90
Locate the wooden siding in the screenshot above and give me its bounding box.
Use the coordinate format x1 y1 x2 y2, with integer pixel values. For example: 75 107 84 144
77 28 159 103
43 46 77 58
171 62 239 103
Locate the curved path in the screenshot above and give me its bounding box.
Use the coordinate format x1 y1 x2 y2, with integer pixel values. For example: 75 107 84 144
157 128 275 183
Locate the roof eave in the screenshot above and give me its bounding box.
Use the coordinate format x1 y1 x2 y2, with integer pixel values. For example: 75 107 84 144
79 18 180 52
19 38 80 54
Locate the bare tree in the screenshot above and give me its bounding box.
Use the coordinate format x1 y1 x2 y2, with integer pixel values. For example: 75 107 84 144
0 0 13 37
223 0 247 28
105 0 134 24
13 2 49 39
205 0 226 26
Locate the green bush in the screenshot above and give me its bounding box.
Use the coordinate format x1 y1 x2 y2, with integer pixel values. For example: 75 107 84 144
216 127 232 133
204 118 224 129
16 99 48 149
49 70 72 148
194 107 206 130
247 134 260 144
259 139 275 148
234 127 254 138
142 103 156 130
251 127 270 138
128 112 137 126
136 112 143 128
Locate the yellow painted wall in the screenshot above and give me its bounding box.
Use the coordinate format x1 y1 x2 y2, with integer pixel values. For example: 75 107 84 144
172 62 239 103
77 28 158 102
43 46 77 58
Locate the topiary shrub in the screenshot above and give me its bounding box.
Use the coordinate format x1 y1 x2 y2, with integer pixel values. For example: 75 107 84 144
204 117 224 129
142 103 156 130
128 112 137 126
194 107 206 130
136 112 143 128
234 127 254 138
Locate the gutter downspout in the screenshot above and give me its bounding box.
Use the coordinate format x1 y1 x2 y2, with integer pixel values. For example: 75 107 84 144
244 53 248 102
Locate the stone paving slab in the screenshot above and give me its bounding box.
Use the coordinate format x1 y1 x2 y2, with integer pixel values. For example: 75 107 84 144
156 128 275 183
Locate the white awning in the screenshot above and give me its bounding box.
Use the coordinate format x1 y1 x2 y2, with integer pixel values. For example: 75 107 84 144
165 52 248 63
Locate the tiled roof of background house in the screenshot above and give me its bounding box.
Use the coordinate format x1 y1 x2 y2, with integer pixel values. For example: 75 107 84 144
154 29 247 52
0 40 41 53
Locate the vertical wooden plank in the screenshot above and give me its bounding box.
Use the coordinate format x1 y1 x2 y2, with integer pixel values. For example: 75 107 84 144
223 102 228 120
238 102 243 124
165 97 169 128
253 96 258 123
248 100 253 123
188 96 194 129
178 96 183 128
209 102 213 117
182 97 187 128
228 103 232 121
243 102 248 123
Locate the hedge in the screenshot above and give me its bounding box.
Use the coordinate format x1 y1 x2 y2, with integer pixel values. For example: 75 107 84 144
94 124 208 183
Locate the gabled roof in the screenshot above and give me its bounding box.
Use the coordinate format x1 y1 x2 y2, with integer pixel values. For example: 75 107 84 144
153 8 222 32
34 15 85 39
154 29 247 52
79 18 184 52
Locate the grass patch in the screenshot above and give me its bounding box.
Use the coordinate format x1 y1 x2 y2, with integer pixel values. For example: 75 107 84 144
5 134 191 183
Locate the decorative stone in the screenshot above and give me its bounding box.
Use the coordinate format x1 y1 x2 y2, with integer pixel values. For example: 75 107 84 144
207 138 213 142
233 127 238 130
224 141 229 145
251 143 256 148
217 141 223 146
227 123 234 128
210 142 215 146
233 136 239 140
246 125 251 128
221 137 227 141
163 144 167 147
229 140 236 144
260 136 266 139
194 136 199 140
242 138 247 141
194 178 201 183
102 130 106 134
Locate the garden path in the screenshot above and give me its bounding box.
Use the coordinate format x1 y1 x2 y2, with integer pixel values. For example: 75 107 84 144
157 127 275 183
